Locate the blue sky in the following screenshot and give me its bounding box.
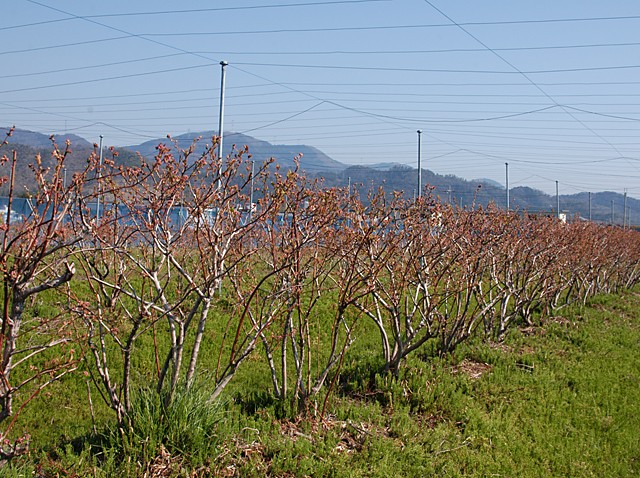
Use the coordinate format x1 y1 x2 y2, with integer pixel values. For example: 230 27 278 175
3 0 640 196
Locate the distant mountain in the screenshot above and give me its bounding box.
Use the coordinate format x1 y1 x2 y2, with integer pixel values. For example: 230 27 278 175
127 131 345 174
2 127 93 149
2 127 638 225
316 165 640 225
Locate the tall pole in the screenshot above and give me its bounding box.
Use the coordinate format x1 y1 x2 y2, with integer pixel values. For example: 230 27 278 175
249 160 255 222
505 162 509 211
62 167 68 225
96 134 103 225
417 130 422 198
588 192 592 221
216 62 228 293
627 206 631 228
611 200 614 225
217 60 228 190
623 189 628 229
556 181 560 219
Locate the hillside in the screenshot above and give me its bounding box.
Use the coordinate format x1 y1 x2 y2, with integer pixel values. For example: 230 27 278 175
317 165 640 225
128 131 345 174
0 128 143 196
1 127 637 225
2 127 93 149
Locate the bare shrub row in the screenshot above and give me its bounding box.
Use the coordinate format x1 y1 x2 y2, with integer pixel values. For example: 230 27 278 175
1 135 639 437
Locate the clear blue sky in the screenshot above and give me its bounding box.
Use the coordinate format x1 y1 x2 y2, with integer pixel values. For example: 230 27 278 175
3 0 640 196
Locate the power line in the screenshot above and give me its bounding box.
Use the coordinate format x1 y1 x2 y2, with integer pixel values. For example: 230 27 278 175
229 102 326 136
0 85 272 104
1 0 388 31
0 53 187 79
312 104 560 123
191 41 640 55
0 63 213 94
11 88 640 106
231 61 640 74
422 0 625 159
12 57 640 88
0 35 133 56
564 106 640 122
278 81 640 87
136 14 640 37
24 0 220 65
5 1 640 196
0 101 162 139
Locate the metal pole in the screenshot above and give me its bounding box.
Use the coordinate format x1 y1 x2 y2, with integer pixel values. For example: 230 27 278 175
611 200 614 225
417 130 422 198
623 190 628 229
96 134 103 225
249 160 255 222
62 167 67 225
505 162 509 211
588 192 592 221
217 60 228 190
627 206 630 228
555 180 559 218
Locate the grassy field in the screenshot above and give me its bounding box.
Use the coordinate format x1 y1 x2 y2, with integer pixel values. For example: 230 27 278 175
2 288 639 477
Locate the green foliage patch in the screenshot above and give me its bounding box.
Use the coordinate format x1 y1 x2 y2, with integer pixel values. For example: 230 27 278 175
1 289 637 477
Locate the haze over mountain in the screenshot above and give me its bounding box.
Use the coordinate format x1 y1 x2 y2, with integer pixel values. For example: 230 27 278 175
1 127 638 226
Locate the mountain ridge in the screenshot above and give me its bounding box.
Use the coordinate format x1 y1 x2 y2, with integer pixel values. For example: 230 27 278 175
1 127 636 225
2 127 93 149
128 131 345 173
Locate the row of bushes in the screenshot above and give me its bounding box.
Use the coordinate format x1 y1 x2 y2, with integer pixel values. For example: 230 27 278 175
1 134 640 446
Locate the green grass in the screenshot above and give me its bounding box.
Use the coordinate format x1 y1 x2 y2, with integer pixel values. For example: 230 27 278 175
2 289 639 476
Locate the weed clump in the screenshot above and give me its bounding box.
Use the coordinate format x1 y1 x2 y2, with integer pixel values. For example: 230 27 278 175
100 383 224 473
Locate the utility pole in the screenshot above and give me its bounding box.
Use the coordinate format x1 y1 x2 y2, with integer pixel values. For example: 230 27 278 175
588 192 592 221
417 130 422 198
217 60 228 190
505 162 509 211
96 134 104 225
447 185 452 205
555 180 559 218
